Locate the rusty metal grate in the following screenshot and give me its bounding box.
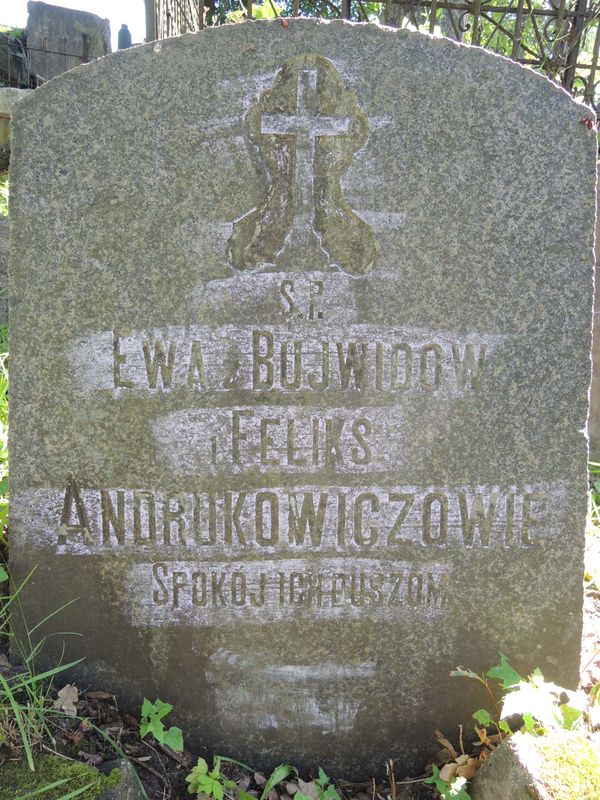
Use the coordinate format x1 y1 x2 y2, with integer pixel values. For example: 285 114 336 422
379 0 600 112
145 0 600 115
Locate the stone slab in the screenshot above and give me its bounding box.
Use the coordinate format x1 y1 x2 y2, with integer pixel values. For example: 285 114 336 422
8 19 595 777
470 731 600 800
26 1 110 82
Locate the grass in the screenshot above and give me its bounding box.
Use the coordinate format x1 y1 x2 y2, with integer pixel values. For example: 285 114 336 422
0 566 84 770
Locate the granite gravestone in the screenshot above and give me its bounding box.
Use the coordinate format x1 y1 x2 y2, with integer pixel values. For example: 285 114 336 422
9 20 595 776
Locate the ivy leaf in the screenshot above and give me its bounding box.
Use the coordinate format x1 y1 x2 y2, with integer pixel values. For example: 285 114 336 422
487 654 523 689
163 725 184 752
522 712 537 732
503 682 562 729
141 697 154 719
151 698 174 721
472 708 492 726
498 719 512 735
560 704 583 730
316 768 329 787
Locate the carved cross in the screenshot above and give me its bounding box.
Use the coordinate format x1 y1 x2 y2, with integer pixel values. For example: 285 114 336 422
261 69 350 218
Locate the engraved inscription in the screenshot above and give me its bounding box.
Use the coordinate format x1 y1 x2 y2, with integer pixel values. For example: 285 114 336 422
127 559 451 625
39 481 552 555
70 325 501 396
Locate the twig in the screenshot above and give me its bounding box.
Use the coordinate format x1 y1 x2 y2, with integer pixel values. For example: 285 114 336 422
157 740 190 768
132 755 170 788
41 743 77 762
581 644 600 674
386 759 396 800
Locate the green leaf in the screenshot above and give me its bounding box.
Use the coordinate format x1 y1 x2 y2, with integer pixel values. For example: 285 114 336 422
17 782 97 800
212 779 224 799
450 667 486 686
473 708 492 726
195 758 209 775
560 704 582 730
0 564 7 582
503 681 563 729
152 698 173 720
14 779 71 799
141 697 154 718
163 725 184 752
218 755 253 772
498 719 512 734
522 712 537 732
486 654 523 689
317 768 329 787
261 765 296 800
424 765 446 794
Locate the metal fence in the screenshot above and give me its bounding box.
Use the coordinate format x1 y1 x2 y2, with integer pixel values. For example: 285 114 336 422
0 35 93 89
381 0 600 111
147 0 600 115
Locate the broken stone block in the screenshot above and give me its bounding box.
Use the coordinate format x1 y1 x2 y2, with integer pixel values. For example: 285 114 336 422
470 730 600 800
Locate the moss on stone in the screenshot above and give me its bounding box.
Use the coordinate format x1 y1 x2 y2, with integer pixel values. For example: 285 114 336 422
0 754 121 800
536 733 600 800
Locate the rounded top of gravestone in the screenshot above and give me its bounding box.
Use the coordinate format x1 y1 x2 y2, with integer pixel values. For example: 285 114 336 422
13 17 593 117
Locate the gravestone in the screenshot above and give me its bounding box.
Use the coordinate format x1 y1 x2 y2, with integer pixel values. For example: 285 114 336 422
9 20 595 777
26 1 111 82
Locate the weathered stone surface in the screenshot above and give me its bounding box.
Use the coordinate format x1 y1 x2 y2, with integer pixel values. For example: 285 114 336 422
98 760 145 800
0 217 8 326
587 165 600 461
26 1 110 82
470 731 600 800
8 20 595 777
